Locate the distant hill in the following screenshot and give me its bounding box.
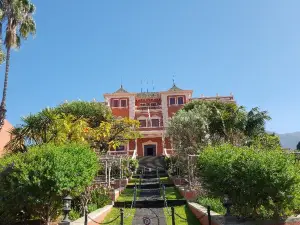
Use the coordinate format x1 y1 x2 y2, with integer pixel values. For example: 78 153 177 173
275 132 300 150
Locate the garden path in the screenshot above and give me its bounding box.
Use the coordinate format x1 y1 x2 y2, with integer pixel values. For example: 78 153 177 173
132 157 167 225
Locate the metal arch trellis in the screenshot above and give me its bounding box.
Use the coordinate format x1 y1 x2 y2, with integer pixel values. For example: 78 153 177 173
96 154 130 188
170 154 200 189
187 154 200 189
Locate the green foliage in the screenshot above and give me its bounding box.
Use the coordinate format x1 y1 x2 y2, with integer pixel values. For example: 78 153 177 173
165 155 179 174
245 107 271 137
0 143 99 224
5 108 89 153
72 186 111 218
90 117 141 152
179 101 271 146
248 133 281 150
69 210 81 221
102 208 136 225
2 0 36 49
5 101 141 154
164 156 171 170
116 188 140 202
163 187 184 200
0 0 36 135
90 187 110 209
87 204 98 213
197 196 226 214
54 101 111 127
198 144 300 219
167 104 210 155
128 159 138 172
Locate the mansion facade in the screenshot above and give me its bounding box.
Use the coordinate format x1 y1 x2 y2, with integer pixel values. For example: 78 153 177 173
104 84 235 157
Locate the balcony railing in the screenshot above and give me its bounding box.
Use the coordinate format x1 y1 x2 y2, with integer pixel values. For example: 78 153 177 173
107 151 127 156
139 126 164 130
139 120 164 129
136 105 162 110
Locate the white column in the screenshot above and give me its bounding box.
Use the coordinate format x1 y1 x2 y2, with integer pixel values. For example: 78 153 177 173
108 163 111 188
161 94 168 127
105 160 108 184
129 96 135 119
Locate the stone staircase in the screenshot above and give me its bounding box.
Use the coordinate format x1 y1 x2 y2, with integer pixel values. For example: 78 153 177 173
138 156 166 170
132 157 168 225
114 156 186 224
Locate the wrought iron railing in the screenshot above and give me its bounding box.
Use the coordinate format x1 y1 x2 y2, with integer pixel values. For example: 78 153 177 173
135 105 162 110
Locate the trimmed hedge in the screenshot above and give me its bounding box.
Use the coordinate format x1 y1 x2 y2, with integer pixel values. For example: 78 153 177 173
0 143 99 224
198 144 300 219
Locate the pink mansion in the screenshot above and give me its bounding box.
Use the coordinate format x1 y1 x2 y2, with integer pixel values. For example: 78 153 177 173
105 84 235 157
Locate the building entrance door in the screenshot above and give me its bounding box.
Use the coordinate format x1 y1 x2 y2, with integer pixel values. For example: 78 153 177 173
144 144 156 156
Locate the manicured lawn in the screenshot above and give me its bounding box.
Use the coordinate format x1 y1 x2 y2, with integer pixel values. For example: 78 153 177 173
163 205 201 225
102 207 136 225
116 188 140 202
163 187 184 200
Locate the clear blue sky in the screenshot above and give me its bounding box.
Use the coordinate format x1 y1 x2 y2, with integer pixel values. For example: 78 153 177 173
1 0 300 134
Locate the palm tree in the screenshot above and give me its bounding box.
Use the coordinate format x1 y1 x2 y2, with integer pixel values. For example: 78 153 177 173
245 107 271 137
5 109 89 153
0 0 36 131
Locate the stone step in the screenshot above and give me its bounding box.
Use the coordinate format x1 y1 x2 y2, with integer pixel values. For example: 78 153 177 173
135 170 167 175
132 174 168 179
114 200 187 208
138 156 167 170
126 183 175 189
132 208 166 225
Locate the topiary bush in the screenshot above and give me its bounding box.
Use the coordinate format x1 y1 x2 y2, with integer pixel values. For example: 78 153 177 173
198 144 300 219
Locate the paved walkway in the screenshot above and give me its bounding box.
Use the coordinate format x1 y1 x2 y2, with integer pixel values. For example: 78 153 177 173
132 208 166 225
132 157 167 225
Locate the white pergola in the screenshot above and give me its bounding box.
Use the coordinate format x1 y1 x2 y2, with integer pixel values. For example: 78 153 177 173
97 154 131 188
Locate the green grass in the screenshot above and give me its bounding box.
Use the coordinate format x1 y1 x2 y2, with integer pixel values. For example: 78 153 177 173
160 177 172 184
128 177 140 184
116 188 140 202
164 205 201 225
163 187 184 200
102 207 136 225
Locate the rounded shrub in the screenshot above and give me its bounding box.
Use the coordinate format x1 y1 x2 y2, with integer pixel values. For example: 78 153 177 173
0 143 99 224
198 144 300 219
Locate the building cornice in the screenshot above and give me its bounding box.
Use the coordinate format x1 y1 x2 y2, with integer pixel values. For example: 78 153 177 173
103 93 136 98
160 90 193 95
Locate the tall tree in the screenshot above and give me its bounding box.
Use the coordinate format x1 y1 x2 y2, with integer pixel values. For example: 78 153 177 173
0 0 36 131
297 141 300 150
181 100 271 144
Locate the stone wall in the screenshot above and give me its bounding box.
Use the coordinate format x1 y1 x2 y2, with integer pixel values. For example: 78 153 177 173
170 176 198 201
187 202 300 225
113 178 128 189
108 187 124 202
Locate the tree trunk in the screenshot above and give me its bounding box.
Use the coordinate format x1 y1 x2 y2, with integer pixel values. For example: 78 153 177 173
0 47 11 132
